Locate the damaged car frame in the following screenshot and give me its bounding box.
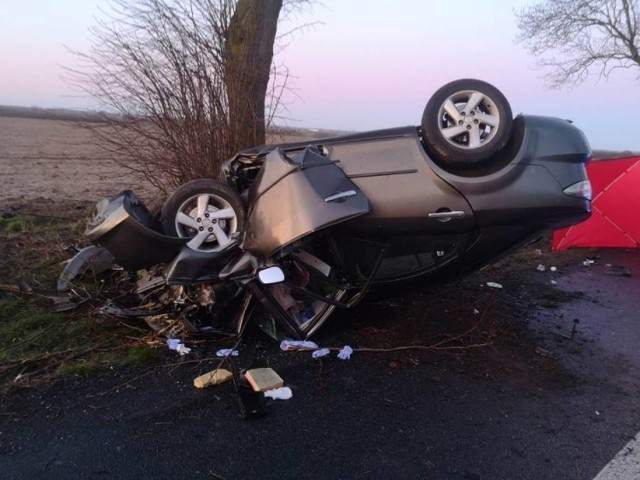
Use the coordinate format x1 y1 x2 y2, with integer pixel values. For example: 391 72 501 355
78 79 592 339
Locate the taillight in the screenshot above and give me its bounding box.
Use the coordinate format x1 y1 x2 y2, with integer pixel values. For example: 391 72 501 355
563 180 592 201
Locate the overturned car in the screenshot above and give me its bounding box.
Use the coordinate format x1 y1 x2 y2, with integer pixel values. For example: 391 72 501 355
80 79 592 339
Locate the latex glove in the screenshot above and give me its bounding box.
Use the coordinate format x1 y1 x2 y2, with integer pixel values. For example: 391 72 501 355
337 345 353 360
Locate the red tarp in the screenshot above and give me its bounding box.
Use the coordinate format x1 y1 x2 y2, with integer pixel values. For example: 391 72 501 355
553 157 640 250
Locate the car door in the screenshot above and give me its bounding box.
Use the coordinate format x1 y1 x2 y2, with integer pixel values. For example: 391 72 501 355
241 147 371 258
324 128 475 235
321 129 476 283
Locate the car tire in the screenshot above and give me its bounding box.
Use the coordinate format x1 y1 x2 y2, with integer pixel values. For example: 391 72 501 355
421 79 513 168
160 179 245 252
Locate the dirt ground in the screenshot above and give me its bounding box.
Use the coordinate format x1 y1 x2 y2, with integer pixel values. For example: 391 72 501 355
0 117 152 208
0 116 315 210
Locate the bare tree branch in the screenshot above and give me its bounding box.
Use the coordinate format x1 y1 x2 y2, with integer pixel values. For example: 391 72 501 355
516 0 640 88
64 0 303 192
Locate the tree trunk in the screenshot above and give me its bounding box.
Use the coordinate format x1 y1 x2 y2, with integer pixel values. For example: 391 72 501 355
225 0 282 149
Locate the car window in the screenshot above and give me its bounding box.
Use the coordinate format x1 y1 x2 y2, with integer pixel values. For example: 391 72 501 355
372 234 465 280
334 234 466 283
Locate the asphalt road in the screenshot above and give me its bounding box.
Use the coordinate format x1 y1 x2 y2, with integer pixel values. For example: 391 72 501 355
1 249 639 479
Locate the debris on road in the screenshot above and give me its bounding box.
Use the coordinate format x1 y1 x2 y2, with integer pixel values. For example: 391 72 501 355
193 368 233 388
166 338 191 355
486 282 503 289
550 266 557 272
312 348 331 359
606 265 632 277
264 386 293 400
57 246 114 292
216 348 239 358
537 264 546 272
337 345 353 360
46 291 89 313
244 368 284 392
144 314 176 333
583 259 596 266
237 377 270 420
280 340 319 351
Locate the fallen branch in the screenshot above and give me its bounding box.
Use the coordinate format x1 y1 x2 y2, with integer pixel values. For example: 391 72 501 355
339 342 493 353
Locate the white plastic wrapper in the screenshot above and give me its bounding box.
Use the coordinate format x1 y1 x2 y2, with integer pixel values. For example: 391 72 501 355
216 348 239 358
486 282 503 289
264 386 293 400
280 340 319 351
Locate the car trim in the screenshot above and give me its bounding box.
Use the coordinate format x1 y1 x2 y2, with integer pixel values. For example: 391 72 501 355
347 168 418 179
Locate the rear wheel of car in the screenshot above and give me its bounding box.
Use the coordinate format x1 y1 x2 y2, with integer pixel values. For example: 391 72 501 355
421 79 513 168
160 179 245 252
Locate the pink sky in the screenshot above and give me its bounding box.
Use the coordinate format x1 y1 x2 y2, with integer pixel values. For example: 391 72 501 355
1 0 639 150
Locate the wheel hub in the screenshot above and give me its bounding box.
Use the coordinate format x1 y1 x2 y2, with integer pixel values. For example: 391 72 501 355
456 113 478 132
186 207 228 243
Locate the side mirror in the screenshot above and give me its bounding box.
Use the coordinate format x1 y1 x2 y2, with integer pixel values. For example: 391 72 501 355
258 266 285 285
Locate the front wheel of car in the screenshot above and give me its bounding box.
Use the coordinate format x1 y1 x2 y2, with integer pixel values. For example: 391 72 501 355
421 79 513 168
160 179 245 252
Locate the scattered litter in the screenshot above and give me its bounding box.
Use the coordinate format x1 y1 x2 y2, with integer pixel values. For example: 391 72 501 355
144 314 176 333
245 368 284 392
550 266 557 272
167 338 191 355
57 246 114 292
98 300 163 318
47 292 86 312
216 348 239 358
312 348 331 359
280 340 319 351
264 386 293 400
605 265 632 277
595 411 600 416
535 249 543 255
193 368 232 388
237 377 270 420
583 259 595 266
550 280 557 285
473 309 480 315
536 264 546 272
337 345 353 360
486 282 503 289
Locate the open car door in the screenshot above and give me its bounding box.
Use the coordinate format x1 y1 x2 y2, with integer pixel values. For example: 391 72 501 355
241 147 371 257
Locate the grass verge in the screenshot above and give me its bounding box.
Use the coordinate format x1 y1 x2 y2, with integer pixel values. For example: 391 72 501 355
0 211 161 393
